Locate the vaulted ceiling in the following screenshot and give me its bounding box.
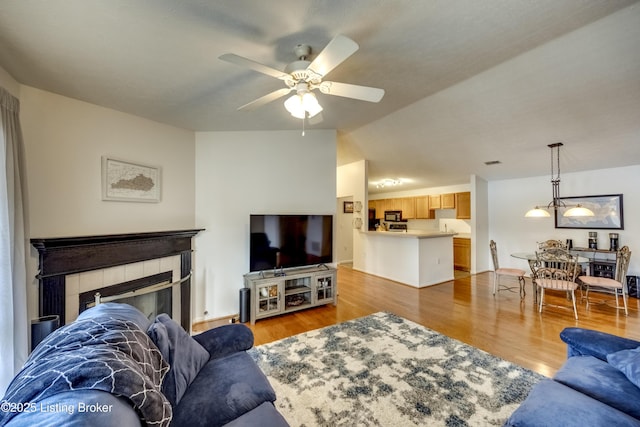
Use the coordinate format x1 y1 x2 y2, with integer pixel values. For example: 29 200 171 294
1 1 639 193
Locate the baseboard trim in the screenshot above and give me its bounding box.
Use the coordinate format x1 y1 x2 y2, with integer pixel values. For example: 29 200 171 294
192 313 239 333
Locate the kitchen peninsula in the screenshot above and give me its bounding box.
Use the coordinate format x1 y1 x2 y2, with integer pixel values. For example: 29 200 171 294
358 231 456 287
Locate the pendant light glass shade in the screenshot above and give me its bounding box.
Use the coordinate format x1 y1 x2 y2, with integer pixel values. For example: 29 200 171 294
525 207 551 217
563 204 594 217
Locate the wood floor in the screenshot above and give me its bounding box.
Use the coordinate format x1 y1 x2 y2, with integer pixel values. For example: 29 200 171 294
203 265 640 378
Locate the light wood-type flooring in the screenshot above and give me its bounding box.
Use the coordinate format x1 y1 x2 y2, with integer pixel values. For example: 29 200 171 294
197 265 640 377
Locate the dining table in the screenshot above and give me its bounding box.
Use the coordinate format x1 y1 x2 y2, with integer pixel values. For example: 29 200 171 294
510 252 590 303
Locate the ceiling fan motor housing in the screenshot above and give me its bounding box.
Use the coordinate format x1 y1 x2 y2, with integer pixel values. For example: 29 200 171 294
293 44 311 60
285 60 312 79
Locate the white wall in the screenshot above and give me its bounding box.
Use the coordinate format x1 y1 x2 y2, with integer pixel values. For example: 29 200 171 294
336 160 368 270
472 175 490 273
0 66 19 97
194 130 337 321
19 86 196 321
489 165 640 276
336 196 354 264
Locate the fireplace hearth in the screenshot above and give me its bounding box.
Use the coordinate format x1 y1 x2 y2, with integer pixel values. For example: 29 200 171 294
31 229 202 330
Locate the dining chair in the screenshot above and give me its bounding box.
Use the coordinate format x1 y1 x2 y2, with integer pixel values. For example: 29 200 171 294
537 239 568 255
579 246 632 316
490 240 526 299
533 249 579 319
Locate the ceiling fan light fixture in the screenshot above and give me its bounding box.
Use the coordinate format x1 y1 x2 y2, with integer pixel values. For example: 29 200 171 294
284 91 323 119
284 94 305 118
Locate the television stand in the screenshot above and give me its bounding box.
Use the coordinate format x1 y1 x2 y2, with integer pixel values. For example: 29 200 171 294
243 265 337 324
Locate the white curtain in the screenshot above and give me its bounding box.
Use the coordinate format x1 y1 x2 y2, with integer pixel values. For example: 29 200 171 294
0 87 28 395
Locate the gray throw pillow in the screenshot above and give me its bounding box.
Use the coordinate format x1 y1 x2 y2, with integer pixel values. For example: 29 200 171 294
148 314 211 406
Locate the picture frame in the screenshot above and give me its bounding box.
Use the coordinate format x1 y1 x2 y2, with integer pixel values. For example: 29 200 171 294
555 194 623 229
102 157 161 202
343 201 354 213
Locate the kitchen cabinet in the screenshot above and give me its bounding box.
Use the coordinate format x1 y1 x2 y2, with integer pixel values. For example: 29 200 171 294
369 200 384 219
415 196 434 219
429 195 441 210
371 198 413 219
442 193 456 209
453 237 471 272
455 192 471 219
400 197 416 219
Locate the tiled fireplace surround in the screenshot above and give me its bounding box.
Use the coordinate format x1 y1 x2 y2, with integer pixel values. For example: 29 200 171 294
31 229 202 331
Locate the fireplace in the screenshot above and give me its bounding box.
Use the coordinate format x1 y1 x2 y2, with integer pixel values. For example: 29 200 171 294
31 229 202 330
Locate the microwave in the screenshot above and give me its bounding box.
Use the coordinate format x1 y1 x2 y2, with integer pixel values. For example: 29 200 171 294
384 210 402 222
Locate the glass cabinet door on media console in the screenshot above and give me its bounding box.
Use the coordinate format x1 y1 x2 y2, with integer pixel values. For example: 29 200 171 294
255 282 281 317
316 274 334 304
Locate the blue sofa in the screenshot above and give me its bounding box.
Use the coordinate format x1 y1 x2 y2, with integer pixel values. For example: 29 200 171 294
0 303 288 427
505 327 640 426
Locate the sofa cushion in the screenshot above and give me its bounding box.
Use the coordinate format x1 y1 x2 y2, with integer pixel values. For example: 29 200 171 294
223 402 289 427
554 355 640 419
608 346 640 389
148 314 210 407
77 302 151 331
193 324 254 359
172 351 277 427
504 379 640 427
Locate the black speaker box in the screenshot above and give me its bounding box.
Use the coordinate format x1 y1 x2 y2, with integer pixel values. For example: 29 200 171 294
31 315 60 351
239 288 250 323
627 276 639 298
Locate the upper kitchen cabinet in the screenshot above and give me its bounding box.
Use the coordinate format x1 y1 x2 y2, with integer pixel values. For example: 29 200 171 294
455 192 471 219
369 199 384 219
441 193 456 209
428 195 441 210
400 197 416 219
415 196 434 219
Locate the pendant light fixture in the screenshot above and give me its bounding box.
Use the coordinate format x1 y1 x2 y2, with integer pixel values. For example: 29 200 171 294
525 142 594 218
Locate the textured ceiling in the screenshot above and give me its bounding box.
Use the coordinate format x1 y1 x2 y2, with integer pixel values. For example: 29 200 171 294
0 0 639 192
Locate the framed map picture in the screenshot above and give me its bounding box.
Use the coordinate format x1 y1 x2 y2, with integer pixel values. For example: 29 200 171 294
555 194 623 230
102 157 161 202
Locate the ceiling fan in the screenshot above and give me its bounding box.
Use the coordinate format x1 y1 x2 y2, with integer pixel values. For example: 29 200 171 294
219 35 385 120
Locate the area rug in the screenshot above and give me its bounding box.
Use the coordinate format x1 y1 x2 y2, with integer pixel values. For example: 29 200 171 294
248 312 544 426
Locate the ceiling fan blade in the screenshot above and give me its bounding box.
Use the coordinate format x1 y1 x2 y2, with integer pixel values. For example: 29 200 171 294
319 81 385 103
219 53 287 80
238 87 292 111
307 35 359 78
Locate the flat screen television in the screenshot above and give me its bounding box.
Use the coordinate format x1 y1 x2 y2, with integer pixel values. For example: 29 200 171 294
250 214 333 272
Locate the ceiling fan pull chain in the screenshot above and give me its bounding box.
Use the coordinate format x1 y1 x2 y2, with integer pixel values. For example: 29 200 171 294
302 114 306 136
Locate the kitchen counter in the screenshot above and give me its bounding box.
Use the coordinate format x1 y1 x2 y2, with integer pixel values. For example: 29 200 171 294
363 231 457 239
357 230 454 288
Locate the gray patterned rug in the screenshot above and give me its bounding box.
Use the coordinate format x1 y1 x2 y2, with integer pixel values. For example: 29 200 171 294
248 312 544 426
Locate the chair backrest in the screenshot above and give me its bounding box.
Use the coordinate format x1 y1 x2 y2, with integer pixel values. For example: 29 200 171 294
615 246 632 283
534 249 578 287
489 240 499 270
537 239 567 251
